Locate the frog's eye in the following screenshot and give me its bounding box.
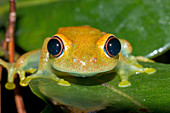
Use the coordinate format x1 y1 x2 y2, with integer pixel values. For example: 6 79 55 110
47 36 65 58
104 35 121 58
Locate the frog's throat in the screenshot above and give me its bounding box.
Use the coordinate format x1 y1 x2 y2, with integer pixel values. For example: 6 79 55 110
67 72 99 77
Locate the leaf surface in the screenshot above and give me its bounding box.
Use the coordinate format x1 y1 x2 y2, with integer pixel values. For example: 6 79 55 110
29 62 170 112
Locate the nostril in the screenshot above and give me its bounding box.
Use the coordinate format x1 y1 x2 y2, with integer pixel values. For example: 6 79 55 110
90 58 97 63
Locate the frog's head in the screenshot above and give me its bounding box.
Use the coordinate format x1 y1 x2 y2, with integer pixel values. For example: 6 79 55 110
47 26 121 77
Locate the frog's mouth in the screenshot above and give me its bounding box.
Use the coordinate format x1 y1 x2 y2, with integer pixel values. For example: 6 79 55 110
52 65 114 77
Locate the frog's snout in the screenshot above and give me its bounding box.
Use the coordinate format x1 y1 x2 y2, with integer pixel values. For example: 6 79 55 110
70 57 101 74
72 57 97 66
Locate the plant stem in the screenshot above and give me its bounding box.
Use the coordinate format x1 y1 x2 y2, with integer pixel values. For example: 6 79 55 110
7 0 15 62
3 0 26 113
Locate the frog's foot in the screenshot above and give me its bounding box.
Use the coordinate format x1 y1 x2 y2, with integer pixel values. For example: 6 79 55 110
118 80 131 87
49 76 70 86
5 68 37 90
5 82 16 90
58 79 70 86
20 70 70 87
117 61 156 88
144 68 156 74
136 56 155 63
133 64 143 68
117 67 155 88
0 58 39 89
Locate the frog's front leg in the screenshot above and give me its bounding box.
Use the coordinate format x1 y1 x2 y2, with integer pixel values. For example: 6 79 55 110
21 70 70 87
117 39 156 87
117 58 156 87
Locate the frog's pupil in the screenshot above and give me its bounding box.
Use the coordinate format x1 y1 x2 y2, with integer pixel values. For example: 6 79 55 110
47 39 62 56
105 36 121 57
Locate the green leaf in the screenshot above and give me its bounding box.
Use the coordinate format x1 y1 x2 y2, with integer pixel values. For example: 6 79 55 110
29 62 170 112
1 0 170 57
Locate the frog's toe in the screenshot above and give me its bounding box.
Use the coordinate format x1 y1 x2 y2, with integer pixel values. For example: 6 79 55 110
20 76 34 87
118 80 131 87
136 56 155 63
134 64 143 68
144 68 156 74
5 82 16 90
58 79 70 86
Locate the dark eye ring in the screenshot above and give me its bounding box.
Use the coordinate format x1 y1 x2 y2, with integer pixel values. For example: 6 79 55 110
104 35 121 58
47 36 65 58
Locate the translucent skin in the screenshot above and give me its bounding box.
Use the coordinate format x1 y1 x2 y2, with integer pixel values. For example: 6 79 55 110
0 26 156 89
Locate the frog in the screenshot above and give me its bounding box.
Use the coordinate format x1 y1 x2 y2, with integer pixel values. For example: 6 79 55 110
0 25 156 90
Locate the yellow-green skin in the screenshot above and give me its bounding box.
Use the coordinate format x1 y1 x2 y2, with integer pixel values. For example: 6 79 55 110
0 26 156 90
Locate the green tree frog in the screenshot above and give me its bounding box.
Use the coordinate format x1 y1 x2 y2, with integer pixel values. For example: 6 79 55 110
0 26 156 90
